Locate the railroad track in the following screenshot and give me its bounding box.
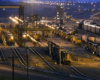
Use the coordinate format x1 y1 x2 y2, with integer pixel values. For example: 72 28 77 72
28 43 59 72
26 33 96 79
0 48 7 62
36 40 96 80
63 43 100 60
11 48 27 66
68 65 96 80
52 33 100 60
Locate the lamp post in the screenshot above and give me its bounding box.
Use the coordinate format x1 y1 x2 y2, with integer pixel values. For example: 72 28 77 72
26 47 29 79
72 29 74 57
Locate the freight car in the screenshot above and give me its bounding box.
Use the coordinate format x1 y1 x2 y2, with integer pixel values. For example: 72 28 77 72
76 20 100 35
44 31 48 38
70 35 82 45
84 36 100 55
76 20 84 29
33 33 41 41
53 27 100 55
3 31 15 46
74 33 100 55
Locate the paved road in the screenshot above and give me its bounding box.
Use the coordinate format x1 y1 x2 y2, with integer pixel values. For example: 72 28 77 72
0 64 81 80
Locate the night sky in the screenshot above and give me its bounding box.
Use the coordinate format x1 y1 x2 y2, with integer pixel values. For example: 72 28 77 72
2 0 100 2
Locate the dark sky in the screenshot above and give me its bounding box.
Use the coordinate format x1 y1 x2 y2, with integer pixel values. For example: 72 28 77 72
2 0 100 2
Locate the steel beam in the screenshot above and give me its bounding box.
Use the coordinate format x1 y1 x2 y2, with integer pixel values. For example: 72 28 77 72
1 28 53 31
0 6 20 8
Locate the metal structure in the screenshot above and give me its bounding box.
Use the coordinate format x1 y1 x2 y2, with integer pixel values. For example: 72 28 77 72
0 27 53 47
0 4 24 46
0 5 24 20
49 41 71 65
27 47 29 79
0 5 53 57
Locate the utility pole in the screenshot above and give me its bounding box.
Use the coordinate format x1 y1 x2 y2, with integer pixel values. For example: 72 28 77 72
12 55 14 80
8 54 17 80
72 28 74 57
59 46 61 65
49 31 52 57
27 47 29 79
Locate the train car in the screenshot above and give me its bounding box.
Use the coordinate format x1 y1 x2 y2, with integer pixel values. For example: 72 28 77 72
65 33 72 40
87 24 91 31
55 29 59 35
83 20 90 31
33 33 41 41
79 20 100 35
58 30 64 37
85 36 100 55
70 35 82 45
81 34 88 42
62 32 67 39
95 25 100 34
87 22 96 32
61 51 70 65
4 31 15 46
76 20 84 29
90 25 96 33
44 31 48 38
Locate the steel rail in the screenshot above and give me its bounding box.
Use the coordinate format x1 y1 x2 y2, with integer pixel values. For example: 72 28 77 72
0 48 6 62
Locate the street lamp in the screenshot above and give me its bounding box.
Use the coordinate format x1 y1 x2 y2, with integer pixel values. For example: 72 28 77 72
26 47 29 79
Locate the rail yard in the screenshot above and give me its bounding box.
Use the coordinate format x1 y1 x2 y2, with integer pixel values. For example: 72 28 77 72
1 0 100 80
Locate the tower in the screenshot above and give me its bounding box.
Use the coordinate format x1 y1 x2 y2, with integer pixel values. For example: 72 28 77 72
56 5 64 24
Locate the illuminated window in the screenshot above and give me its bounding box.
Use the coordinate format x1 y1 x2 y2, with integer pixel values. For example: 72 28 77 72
57 12 59 14
57 18 60 20
60 6 63 8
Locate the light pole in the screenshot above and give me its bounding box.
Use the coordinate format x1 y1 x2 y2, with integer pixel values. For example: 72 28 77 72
26 47 29 79
72 28 74 57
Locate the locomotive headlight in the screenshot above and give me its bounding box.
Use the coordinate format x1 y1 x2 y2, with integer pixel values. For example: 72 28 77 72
23 34 27 39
